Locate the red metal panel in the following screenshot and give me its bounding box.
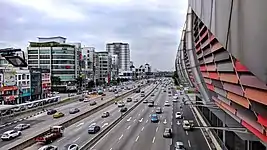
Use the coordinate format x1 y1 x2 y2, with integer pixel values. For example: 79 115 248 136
206 83 214 91
242 120 267 143
235 60 249 72
209 72 219 80
257 114 267 127
200 65 207 71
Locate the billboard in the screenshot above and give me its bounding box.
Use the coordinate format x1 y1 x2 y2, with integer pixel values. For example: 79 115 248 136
3 68 17 86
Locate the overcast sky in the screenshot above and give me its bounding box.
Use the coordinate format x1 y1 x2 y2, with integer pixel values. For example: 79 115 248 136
0 0 187 71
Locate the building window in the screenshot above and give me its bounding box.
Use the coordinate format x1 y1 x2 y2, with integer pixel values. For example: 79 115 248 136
27 75 29 79
28 50 38 54
40 60 50 64
28 60 38 64
40 65 50 69
52 60 75 64
22 74 26 80
52 71 75 74
28 55 38 59
39 50 50 54
18 75 21 80
53 55 75 59
40 55 50 59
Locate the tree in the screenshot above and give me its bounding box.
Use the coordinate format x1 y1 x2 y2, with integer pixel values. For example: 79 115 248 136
87 80 95 89
51 76 61 86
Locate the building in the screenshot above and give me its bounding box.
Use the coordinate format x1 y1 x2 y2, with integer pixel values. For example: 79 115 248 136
41 69 51 98
30 68 42 101
96 51 111 84
27 36 80 85
81 47 95 81
111 54 119 80
176 2 267 150
16 69 31 103
106 43 130 72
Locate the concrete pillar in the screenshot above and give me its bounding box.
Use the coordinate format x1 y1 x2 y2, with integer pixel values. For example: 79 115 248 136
223 123 226 143
247 141 250 150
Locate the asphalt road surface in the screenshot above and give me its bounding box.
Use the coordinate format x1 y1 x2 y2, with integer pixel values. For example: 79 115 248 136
171 89 211 150
90 85 173 150
0 84 142 150
24 85 156 150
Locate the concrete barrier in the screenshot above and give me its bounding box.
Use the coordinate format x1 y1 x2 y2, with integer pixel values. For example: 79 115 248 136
7 85 146 150
80 84 159 150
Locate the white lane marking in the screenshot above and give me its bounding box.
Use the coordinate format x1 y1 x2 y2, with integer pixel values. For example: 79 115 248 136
163 119 167 124
102 123 109 128
134 119 136 122
141 127 144 131
152 110 154 112
156 127 158 132
139 118 143 122
177 121 180 125
119 134 124 140
101 120 105 124
142 109 144 112
73 137 80 142
110 148 113 150
152 137 156 143
127 125 131 130
127 117 132 122
188 140 191 147
76 122 84 127
185 131 188 135
135 136 139 142
138 113 140 116
146 120 148 123
57 137 65 142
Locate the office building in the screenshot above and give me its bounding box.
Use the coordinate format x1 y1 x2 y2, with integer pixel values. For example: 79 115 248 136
96 51 111 83
176 2 267 150
81 47 96 81
27 36 80 84
111 54 119 80
106 43 130 72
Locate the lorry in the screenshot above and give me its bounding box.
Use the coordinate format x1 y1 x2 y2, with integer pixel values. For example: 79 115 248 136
36 126 64 144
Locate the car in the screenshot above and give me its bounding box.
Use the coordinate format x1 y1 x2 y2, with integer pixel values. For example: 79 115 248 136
151 93 155 96
47 109 57 115
69 93 75 97
133 98 139 102
120 107 128 112
83 98 90 102
14 123 30 131
1 130 21 140
173 99 178 102
102 112 110 118
79 97 84 101
163 90 166 92
88 124 101 134
164 101 171 106
90 101 97 106
64 144 79 150
151 114 159 123
175 112 182 119
141 93 145 97
143 100 148 103
69 108 80 114
175 141 186 150
126 97 132 102
38 145 58 150
118 102 125 107
163 128 172 138
115 94 119 98
155 107 162 114
102 93 106 96
148 102 154 107
182 120 193 130
53 112 65 118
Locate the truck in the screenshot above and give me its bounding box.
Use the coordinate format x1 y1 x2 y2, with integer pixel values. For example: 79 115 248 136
36 126 64 144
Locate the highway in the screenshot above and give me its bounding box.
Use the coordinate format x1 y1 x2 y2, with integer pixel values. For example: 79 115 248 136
171 89 211 150
0 83 142 149
90 84 173 150
24 85 156 150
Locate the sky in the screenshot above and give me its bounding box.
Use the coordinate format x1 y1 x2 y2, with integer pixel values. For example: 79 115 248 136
0 0 188 71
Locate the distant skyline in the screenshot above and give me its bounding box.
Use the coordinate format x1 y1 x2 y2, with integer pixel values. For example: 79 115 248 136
0 0 188 71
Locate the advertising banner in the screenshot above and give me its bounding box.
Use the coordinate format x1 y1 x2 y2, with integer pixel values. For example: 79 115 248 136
3 68 17 86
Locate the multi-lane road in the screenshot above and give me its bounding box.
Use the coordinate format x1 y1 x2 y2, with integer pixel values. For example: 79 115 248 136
0 81 213 150
25 85 155 150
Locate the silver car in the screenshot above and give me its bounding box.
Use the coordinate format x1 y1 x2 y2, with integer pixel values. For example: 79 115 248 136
14 123 30 131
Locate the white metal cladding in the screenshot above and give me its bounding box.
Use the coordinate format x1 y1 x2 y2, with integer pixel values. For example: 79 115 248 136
188 0 267 83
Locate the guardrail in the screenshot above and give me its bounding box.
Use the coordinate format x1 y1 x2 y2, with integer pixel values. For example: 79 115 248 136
7 85 147 150
80 84 159 149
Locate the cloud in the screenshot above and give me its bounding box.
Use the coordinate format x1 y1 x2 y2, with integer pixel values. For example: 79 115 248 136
0 0 187 71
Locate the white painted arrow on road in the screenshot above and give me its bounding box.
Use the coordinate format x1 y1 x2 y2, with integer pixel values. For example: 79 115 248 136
163 119 167 124
177 121 180 125
102 122 109 128
76 122 84 127
139 118 143 122
127 117 132 122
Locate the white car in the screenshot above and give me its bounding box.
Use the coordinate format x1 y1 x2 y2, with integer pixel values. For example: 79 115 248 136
173 96 178 99
175 112 182 119
1 130 21 140
38 145 58 150
173 98 178 102
83 98 90 102
164 101 170 106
